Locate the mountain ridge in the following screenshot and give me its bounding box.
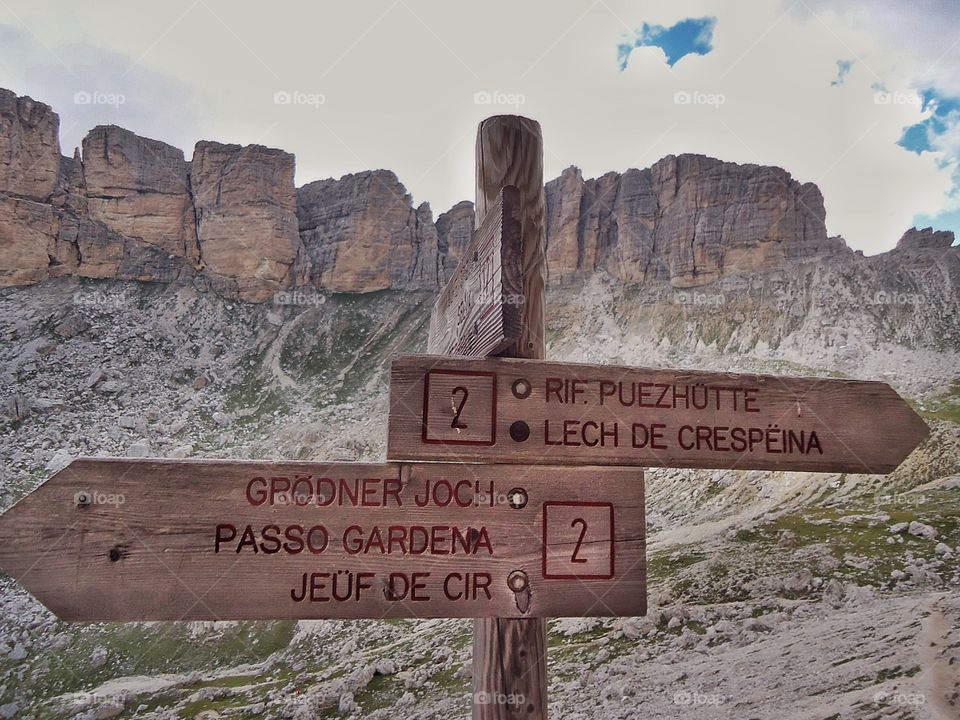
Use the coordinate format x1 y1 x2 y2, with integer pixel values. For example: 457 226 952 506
3 87 954 302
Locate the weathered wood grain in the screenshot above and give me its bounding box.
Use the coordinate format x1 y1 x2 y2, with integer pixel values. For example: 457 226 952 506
388 354 930 473
428 186 522 357
0 458 645 622
475 116 546 359
471 115 550 720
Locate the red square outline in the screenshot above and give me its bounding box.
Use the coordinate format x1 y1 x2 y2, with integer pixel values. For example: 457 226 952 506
421 369 497 446
542 501 615 580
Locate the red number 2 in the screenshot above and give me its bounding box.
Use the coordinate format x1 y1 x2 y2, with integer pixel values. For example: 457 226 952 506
570 518 588 563
451 386 469 429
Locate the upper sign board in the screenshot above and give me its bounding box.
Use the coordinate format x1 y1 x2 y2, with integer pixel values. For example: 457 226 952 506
386 354 929 473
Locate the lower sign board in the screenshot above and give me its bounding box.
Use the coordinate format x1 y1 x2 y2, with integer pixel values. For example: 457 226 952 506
0 458 645 622
387 354 930 473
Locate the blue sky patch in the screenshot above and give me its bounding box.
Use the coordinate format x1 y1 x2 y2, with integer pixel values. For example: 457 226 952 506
617 17 716 70
831 59 854 86
900 88 960 238
898 88 960 154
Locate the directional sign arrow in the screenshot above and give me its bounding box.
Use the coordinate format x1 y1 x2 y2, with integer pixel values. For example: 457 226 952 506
387 354 930 473
428 185 523 357
0 458 645 622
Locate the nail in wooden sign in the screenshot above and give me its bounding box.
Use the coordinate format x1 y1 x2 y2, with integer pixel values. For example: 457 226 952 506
0 458 645 621
386 354 929 473
427 185 523 357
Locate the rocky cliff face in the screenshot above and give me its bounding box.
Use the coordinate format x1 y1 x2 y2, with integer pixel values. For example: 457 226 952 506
545 157 848 287
436 200 474 279
192 141 308 301
896 226 955 250
0 89 60 202
82 126 198 260
297 170 439 293
1 88 953 302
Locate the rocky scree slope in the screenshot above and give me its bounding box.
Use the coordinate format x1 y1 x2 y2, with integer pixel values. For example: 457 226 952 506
0 257 957 718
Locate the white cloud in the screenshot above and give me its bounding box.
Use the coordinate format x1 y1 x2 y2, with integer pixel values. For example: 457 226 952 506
0 0 955 253
1 25 199 155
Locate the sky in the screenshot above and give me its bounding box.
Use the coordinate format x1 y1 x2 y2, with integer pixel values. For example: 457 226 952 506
1 0 958 254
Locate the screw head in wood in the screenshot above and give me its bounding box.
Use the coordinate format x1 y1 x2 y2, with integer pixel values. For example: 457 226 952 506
507 570 529 593
511 378 531 399
507 487 528 509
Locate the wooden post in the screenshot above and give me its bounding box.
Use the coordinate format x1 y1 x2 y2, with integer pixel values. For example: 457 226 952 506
471 116 548 718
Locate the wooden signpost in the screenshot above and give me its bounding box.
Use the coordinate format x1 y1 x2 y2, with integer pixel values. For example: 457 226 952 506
461 116 550 720
387 354 929 474
0 458 645 621
0 114 930 720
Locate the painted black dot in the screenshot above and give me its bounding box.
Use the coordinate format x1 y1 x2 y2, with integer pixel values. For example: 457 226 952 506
109 547 123 562
509 420 530 442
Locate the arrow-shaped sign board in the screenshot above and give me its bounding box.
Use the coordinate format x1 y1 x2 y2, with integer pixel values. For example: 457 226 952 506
427 185 523 357
387 354 929 473
0 458 645 622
